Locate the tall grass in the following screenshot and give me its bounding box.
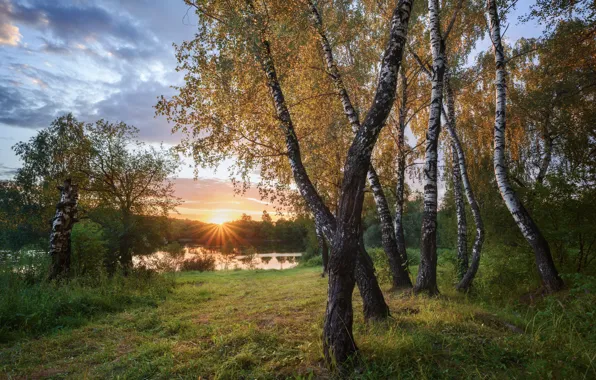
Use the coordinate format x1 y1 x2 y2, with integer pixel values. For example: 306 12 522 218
0 250 174 342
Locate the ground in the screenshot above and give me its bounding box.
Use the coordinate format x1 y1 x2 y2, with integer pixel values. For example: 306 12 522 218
1 267 594 379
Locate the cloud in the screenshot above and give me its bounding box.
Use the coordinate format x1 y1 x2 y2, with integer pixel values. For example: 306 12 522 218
83 78 178 143
1 0 168 63
246 197 270 205
0 0 21 46
39 38 70 54
8 0 147 45
0 83 63 128
0 163 18 178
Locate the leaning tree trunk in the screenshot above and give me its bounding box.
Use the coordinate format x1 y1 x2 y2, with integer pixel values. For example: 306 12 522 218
368 167 412 289
415 0 444 296
451 144 468 280
440 71 485 291
48 178 79 281
536 126 553 185
309 0 411 290
323 0 413 366
394 71 410 277
316 224 329 276
355 237 391 320
247 0 413 367
487 0 563 292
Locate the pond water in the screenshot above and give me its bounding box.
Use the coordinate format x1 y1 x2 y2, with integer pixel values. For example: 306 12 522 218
133 246 302 271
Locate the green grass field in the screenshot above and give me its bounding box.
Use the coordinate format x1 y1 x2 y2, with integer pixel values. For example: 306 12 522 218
1 267 595 379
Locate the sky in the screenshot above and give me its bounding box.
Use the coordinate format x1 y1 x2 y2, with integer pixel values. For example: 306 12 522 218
0 0 543 223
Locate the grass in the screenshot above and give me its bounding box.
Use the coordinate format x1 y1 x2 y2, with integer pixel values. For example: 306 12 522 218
1 266 595 379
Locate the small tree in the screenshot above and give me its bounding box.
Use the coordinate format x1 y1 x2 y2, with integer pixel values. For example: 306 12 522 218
11 115 180 275
84 120 181 273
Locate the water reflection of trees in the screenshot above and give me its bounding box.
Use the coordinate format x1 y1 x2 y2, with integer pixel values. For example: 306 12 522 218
135 246 301 271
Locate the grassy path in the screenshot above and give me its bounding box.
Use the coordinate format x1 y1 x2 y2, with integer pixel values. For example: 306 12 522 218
1 267 594 378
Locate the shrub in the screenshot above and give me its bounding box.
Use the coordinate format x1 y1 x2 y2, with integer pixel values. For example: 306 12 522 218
406 248 421 266
472 244 538 301
301 255 323 268
180 255 216 272
368 248 392 285
364 224 382 248
71 220 108 276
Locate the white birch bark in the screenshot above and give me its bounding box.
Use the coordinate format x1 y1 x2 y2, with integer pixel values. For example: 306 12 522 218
48 178 79 280
394 70 410 278
411 43 486 291
441 70 485 291
414 0 444 295
451 142 468 279
487 0 563 292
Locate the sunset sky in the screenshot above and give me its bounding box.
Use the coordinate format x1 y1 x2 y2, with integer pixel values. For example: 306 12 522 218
0 0 542 223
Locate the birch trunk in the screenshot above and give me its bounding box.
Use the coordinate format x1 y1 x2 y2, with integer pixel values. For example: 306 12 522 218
355 236 391 320
487 0 563 292
410 39 485 291
451 144 468 279
246 0 415 365
309 0 411 290
394 71 410 276
48 179 78 281
415 0 444 296
324 0 413 364
440 70 485 290
536 128 553 185
367 167 412 288
257 32 389 323
439 77 485 291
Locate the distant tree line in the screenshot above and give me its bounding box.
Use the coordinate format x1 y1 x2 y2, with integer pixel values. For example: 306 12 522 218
166 212 312 252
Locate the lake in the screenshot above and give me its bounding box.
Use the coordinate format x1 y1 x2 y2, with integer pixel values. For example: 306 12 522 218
134 246 302 271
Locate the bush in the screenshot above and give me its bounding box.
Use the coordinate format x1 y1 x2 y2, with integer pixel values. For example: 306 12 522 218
472 244 538 301
71 220 108 276
301 225 319 261
368 248 392 285
406 248 421 266
300 255 323 268
364 224 382 248
1 247 49 284
180 255 216 272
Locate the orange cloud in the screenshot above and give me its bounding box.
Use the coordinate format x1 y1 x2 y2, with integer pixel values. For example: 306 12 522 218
0 22 21 46
171 178 284 223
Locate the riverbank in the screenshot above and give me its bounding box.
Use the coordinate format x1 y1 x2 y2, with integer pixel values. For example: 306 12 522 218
1 267 594 378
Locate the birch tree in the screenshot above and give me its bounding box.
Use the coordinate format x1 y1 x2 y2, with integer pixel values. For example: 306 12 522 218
159 0 415 367
408 0 485 291
308 0 412 290
415 0 445 295
487 0 564 292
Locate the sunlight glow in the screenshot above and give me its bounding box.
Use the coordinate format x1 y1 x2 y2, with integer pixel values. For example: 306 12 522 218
209 214 229 225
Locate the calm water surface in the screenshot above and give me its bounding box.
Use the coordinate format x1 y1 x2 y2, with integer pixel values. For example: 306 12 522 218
134 246 302 271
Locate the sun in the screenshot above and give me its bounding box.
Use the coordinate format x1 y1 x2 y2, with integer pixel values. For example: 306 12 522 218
208 214 228 225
